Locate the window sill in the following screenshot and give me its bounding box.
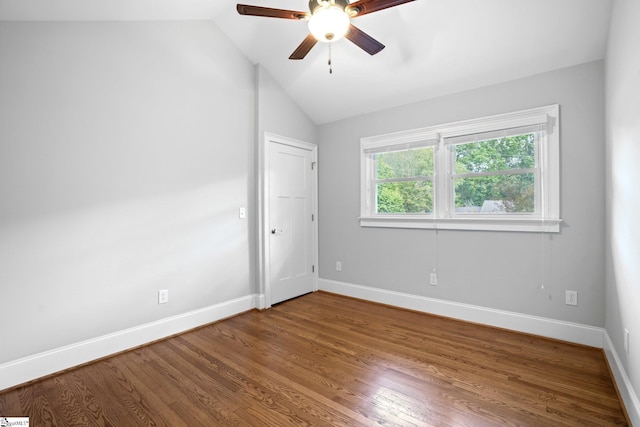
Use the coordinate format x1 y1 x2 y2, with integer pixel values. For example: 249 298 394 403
359 216 562 233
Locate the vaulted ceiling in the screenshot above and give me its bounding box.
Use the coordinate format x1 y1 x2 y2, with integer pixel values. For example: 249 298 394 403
0 0 613 123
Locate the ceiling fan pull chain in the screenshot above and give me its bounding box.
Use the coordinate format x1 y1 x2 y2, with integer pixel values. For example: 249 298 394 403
328 43 333 74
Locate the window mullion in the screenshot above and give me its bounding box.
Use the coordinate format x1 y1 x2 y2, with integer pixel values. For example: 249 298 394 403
536 131 544 217
434 136 450 219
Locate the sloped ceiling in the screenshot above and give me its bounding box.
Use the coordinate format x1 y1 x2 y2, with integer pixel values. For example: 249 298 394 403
0 0 613 124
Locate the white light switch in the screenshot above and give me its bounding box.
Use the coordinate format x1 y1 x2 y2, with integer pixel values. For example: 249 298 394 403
158 289 169 304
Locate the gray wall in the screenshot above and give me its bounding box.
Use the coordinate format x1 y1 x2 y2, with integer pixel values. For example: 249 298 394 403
605 0 640 409
257 64 317 145
317 60 605 326
0 21 256 363
0 21 318 369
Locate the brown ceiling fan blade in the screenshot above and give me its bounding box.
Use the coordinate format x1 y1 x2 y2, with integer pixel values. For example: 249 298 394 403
345 24 385 55
289 34 318 60
346 0 416 18
237 4 309 20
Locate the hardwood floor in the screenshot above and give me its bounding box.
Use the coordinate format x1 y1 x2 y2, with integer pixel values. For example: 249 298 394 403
0 291 629 426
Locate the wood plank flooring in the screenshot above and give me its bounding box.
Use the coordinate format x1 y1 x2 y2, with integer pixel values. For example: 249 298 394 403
0 291 629 426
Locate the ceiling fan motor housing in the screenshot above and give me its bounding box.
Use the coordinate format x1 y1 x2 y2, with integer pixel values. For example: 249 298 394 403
308 0 349 15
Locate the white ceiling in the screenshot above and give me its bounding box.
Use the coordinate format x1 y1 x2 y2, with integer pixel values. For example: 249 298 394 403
0 0 613 124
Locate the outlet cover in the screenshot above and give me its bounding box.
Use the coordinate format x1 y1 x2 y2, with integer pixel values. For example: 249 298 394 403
430 272 438 286
336 261 342 272
565 290 578 306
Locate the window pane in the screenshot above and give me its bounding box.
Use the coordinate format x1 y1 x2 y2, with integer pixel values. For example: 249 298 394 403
377 180 433 214
454 134 535 173
376 147 434 179
454 173 535 214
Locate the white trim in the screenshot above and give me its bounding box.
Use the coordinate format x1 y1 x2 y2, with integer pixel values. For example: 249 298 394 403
318 278 604 347
260 133 318 308
604 332 640 426
0 294 257 392
361 128 440 151
360 216 562 232
438 105 555 139
360 105 553 148
256 293 267 310
360 105 560 233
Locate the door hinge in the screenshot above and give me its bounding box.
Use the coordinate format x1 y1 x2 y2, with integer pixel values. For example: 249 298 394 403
311 161 316 170
312 265 315 273
312 214 314 221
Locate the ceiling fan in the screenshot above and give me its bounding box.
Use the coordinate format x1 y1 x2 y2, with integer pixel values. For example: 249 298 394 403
236 0 416 60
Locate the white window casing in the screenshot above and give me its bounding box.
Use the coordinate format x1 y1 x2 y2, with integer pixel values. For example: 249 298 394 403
360 105 561 232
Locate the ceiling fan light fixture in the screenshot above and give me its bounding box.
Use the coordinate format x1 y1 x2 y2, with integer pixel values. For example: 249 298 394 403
308 5 350 43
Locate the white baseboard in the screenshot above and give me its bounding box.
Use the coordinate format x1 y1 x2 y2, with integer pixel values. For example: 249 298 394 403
319 278 604 348
604 332 640 426
257 293 267 310
0 294 257 392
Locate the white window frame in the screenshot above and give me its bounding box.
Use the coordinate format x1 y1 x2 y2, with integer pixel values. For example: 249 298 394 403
360 105 561 232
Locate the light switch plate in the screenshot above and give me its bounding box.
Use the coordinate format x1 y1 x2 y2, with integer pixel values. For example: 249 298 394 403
158 289 169 304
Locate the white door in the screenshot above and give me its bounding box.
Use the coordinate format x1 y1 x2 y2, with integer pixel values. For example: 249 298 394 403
266 136 316 305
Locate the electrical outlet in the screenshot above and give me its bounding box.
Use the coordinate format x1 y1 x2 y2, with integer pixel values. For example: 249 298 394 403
430 272 438 286
336 261 342 272
565 290 578 306
624 329 629 354
239 207 246 219
158 289 169 304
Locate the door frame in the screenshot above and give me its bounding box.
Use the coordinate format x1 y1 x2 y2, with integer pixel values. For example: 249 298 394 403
258 132 318 309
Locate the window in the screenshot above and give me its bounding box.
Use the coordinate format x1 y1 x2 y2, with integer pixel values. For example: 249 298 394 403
448 126 539 215
375 146 435 214
360 105 560 232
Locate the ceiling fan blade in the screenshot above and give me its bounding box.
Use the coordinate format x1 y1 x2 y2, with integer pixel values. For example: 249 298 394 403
236 4 309 20
346 0 416 18
289 34 318 60
345 24 385 55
